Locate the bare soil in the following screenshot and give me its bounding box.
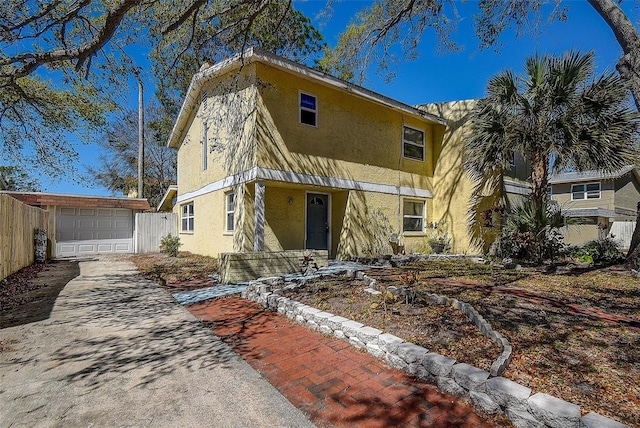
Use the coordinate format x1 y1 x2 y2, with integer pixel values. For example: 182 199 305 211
5 255 637 426
0 260 79 330
281 261 640 427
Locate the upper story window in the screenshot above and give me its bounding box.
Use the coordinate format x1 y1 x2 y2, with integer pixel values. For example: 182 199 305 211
225 192 235 232
403 126 425 161
402 199 425 232
202 123 208 171
181 202 194 232
571 182 601 200
299 92 317 127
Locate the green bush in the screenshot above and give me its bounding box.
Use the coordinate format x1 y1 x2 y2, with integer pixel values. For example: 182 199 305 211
571 237 624 267
160 234 182 257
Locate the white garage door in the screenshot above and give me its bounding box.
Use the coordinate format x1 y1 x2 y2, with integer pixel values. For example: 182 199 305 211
56 207 134 256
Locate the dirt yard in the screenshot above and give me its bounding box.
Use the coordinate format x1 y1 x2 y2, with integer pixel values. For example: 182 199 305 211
3 254 638 426
280 261 640 427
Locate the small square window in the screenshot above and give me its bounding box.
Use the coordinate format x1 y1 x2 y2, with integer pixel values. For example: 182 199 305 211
300 92 317 127
403 126 425 161
225 192 235 232
181 202 194 232
403 199 425 232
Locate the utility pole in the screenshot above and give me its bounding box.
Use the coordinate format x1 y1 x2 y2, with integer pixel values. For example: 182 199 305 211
134 68 144 199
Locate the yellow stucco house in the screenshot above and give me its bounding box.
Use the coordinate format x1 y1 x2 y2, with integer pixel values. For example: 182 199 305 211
166 48 529 269
549 166 640 249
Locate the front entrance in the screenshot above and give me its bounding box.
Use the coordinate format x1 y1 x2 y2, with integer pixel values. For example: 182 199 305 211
306 193 329 250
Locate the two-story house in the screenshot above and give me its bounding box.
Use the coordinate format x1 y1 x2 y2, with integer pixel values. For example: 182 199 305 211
548 166 640 249
166 48 530 274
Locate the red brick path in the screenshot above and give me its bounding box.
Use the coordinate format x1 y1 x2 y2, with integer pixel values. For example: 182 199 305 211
188 297 495 428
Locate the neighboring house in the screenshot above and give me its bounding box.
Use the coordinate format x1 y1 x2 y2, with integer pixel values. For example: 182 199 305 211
548 166 640 249
167 48 529 260
2 192 150 257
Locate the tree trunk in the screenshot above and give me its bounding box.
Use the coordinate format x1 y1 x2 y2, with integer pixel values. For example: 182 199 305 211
587 0 640 110
587 0 640 264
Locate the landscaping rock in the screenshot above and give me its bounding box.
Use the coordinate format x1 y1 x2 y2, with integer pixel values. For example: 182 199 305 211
349 336 365 349
436 376 465 398
333 330 346 340
505 408 545 428
326 315 349 331
311 311 334 325
408 363 435 383
581 412 629 428
377 333 404 353
366 343 386 359
319 325 332 335
470 391 501 414
341 320 365 338
486 376 531 411
452 363 489 392
422 352 456 377
396 342 428 364
528 393 581 428
356 326 382 345
385 353 409 371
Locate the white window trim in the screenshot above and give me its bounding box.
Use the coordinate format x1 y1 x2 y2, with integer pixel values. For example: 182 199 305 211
571 182 601 201
181 202 194 233
299 91 318 127
402 198 426 234
202 122 208 171
224 191 235 233
402 125 425 162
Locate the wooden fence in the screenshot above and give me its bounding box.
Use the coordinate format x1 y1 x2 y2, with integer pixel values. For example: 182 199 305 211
609 221 636 250
1 194 50 280
134 212 178 253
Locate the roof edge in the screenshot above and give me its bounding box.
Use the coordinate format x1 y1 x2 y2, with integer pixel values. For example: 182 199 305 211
166 47 447 149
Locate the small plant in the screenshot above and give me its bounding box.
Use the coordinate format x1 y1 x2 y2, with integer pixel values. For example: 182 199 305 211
160 234 182 257
428 220 452 254
400 270 420 286
300 252 319 274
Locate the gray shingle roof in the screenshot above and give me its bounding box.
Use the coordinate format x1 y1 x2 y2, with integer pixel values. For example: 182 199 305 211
548 165 636 184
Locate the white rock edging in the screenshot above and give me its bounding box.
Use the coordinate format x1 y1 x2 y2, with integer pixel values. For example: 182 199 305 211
241 271 629 428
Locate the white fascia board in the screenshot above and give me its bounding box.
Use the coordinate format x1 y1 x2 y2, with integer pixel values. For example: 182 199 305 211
175 166 433 204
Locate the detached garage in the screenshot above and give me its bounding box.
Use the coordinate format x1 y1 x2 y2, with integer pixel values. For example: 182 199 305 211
2 192 150 257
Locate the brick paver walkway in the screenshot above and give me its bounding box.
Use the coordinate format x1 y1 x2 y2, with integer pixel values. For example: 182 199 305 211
188 297 495 428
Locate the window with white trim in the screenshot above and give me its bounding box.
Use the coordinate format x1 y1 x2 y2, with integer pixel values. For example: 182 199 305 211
403 126 425 161
181 202 194 232
202 123 208 171
299 92 317 126
571 182 601 200
225 192 235 232
403 199 425 232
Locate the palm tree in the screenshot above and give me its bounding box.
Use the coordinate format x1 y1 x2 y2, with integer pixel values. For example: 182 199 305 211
465 51 640 254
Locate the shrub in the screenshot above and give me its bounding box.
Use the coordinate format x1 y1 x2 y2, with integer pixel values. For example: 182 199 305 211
571 237 624 267
160 234 182 257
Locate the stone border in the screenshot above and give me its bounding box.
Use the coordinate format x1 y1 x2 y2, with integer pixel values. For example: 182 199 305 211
356 270 512 377
241 270 629 428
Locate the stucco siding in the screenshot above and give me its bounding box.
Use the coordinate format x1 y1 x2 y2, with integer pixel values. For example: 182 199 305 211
174 189 236 257
614 174 640 216
176 68 258 196
255 63 436 190
550 181 615 211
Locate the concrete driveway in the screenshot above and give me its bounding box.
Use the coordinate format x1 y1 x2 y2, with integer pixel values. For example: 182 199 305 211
0 256 314 427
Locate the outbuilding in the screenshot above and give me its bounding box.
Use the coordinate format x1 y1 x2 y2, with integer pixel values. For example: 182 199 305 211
1 192 150 257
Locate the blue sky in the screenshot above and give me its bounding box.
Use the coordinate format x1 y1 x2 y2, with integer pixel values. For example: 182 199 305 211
41 0 637 196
